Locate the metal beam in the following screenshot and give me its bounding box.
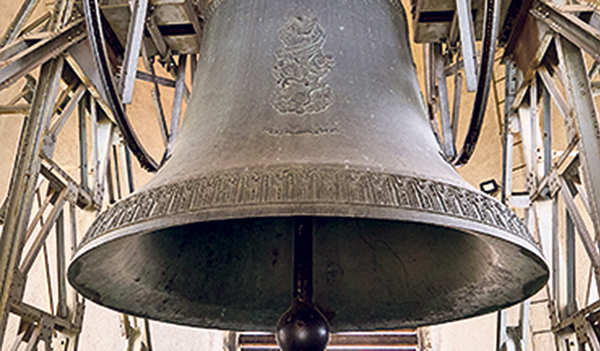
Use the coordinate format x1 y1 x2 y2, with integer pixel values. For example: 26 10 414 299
0 0 40 48
183 0 203 47
532 1 600 63
558 36 600 246
558 175 600 291
135 70 177 88
120 0 149 104
19 187 69 275
0 105 29 115
433 44 455 159
0 20 86 92
538 66 571 130
455 0 477 91
165 54 187 159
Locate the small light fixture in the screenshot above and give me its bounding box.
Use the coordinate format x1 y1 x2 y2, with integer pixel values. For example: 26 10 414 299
479 179 499 196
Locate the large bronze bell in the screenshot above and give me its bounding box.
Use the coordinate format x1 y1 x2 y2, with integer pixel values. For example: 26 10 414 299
68 0 548 342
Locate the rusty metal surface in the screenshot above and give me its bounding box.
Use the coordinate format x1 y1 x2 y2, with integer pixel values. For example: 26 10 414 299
69 0 548 333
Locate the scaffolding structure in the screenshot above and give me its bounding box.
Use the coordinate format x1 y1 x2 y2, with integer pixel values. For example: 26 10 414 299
0 0 599 349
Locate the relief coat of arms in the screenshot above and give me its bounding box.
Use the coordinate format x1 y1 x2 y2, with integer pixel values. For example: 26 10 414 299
271 15 335 115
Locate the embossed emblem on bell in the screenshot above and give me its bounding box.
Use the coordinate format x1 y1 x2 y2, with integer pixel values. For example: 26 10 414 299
272 15 335 114
67 0 548 346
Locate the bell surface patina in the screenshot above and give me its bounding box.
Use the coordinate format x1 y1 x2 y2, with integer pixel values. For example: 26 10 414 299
68 0 548 333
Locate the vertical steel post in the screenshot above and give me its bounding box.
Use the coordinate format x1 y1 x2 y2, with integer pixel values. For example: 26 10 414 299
497 59 516 351
120 0 149 104
433 43 456 159
165 54 187 158
55 210 68 319
559 37 600 247
78 93 89 193
565 212 577 316
501 60 517 205
455 0 477 91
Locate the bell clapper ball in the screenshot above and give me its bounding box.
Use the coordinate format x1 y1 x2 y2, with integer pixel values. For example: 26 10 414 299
276 300 330 351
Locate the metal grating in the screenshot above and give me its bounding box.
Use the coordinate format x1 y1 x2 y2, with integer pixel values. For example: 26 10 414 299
238 330 419 351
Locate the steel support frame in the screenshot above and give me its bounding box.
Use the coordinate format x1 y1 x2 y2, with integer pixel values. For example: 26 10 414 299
500 2 600 349
0 57 64 348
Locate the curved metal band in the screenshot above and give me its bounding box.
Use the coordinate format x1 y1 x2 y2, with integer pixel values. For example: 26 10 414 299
83 0 159 172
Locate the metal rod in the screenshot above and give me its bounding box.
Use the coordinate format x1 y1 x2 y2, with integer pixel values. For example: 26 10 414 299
0 105 30 115
49 84 86 136
451 72 462 141
57 0 74 30
148 61 169 147
94 115 114 204
90 98 98 196
20 187 68 274
491 69 503 135
112 145 122 200
124 145 135 194
35 190 54 317
528 77 539 185
145 15 170 61
497 60 515 351
518 301 530 351
52 81 78 119
78 93 89 193
118 143 135 195
106 154 116 205
495 310 507 351
542 79 552 176
183 0 203 47
143 318 153 351
190 53 198 83
433 43 456 159
552 196 560 317
41 243 54 315
56 210 68 318
501 61 517 205
22 191 53 246
565 211 577 316
538 66 571 124
165 54 188 159
23 324 41 351
423 44 435 110
135 70 177 88
69 203 77 256
294 217 313 303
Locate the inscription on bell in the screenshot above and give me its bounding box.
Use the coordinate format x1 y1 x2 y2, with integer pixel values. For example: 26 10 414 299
271 15 335 114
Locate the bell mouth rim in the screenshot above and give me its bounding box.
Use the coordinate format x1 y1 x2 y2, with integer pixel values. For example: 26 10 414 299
68 211 548 331
71 203 545 267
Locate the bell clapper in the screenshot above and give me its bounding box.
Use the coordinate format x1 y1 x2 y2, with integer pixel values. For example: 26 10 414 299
276 217 330 351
